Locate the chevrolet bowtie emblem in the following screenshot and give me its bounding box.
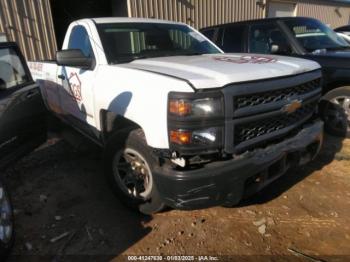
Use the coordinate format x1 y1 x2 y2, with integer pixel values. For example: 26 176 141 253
282 100 302 114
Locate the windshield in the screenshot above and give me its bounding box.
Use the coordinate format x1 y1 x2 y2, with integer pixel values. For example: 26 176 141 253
97 23 221 64
284 18 350 52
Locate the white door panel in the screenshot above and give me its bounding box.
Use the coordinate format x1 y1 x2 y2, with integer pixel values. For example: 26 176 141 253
59 66 96 126
58 24 97 130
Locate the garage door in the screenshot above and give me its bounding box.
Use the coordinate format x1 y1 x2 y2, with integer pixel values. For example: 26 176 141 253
268 1 296 17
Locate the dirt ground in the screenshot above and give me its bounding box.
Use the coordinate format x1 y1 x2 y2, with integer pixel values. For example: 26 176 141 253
2 133 350 261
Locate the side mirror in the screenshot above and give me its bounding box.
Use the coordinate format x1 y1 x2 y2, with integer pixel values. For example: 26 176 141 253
271 44 291 55
56 49 93 69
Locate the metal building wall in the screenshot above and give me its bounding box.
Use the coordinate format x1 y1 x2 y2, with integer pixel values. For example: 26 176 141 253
127 0 265 29
1 0 348 61
0 0 57 60
127 0 350 29
296 0 350 28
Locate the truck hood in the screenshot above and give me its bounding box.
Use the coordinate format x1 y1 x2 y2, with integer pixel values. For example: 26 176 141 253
304 49 350 70
119 53 320 89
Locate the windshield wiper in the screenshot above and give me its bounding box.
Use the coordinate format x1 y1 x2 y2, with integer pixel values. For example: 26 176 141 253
311 46 350 54
325 46 350 51
182 52 206 56
114 55 149 64
111 52 207 64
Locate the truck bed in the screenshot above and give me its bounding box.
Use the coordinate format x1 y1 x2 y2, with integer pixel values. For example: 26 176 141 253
28 61 60 114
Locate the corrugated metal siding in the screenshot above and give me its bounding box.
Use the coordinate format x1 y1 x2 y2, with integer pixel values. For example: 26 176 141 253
296 0 350 28
0 0 57 60
128 0 350 29
128 0 265 29
1 0 349 61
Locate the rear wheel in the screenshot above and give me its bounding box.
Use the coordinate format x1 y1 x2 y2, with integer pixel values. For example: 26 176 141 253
321 87 350 138
105 129 165 215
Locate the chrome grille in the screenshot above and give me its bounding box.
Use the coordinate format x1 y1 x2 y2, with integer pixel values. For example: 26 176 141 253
234 78 321 110
234 101 317 145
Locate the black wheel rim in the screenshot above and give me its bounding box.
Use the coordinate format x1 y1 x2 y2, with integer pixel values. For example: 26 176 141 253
113 148 153 200
324 96 350 134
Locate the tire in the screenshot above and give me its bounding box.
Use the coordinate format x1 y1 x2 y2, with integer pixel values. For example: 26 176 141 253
105 128 166 215
321 86 350 138
0 180 14 260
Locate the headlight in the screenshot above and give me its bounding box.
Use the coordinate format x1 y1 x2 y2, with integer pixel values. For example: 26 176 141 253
168 93 224 118
170 127 223 146
168 91 225 155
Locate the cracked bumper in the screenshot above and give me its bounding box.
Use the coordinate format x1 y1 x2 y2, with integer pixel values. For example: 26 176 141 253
153 120 324 210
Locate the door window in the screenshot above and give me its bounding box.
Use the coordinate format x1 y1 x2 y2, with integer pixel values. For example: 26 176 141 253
249 23 292 54
68 26 94 58
201 29 216 41
222 25 246 52
0 47 30 90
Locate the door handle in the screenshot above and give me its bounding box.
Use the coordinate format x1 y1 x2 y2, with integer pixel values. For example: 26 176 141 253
26 90 37 99
58 74 66 80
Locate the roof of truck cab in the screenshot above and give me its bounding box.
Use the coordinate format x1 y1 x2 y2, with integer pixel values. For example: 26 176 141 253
201 17 319 30
0 42 17 47
90 17 187 25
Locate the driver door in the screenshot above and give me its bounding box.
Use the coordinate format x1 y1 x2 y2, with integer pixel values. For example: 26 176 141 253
0 42 47 169
57 25 97 139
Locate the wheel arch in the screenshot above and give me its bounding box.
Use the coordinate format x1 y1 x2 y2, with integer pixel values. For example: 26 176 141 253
100 109 142 144
319 85 350 137
321 85 350 101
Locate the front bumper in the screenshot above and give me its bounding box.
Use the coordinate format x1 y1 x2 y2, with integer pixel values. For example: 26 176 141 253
153 120 324 210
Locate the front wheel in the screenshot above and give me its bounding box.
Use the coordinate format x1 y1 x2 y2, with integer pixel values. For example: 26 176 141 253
321 86 350 138
105 129 165 215
0 180 14 259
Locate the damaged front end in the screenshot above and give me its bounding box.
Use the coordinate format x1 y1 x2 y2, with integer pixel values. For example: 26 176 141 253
152 70 324 210
153 120 323 210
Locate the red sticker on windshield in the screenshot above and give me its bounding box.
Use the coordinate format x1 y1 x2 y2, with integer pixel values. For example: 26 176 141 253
214 55 277 64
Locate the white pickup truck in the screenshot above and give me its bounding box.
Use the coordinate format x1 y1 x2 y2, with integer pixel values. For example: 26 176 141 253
29 18 324 214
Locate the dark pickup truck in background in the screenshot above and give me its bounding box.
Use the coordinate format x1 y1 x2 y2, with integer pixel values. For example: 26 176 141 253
0 42 46 169
201 17 350 137
0 41 47 258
